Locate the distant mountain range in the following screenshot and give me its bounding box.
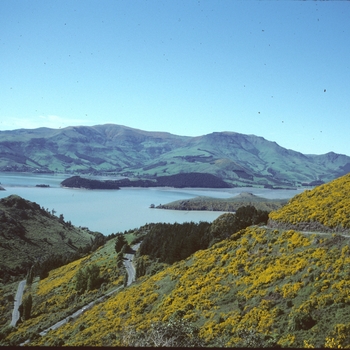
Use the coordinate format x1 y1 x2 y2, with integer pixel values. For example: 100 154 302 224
0 124 349 187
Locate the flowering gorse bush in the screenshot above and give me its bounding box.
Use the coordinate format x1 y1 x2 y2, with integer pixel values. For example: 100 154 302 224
20 223 350 348
269 173 350 230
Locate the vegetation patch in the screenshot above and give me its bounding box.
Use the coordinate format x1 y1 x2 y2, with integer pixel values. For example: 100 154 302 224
1 236 126 346
0 195 98 282
269 172 350 232
136 205 269 270
157 191 287 212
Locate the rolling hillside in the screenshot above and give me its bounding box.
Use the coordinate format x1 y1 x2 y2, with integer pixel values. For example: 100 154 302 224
14 228 350 347
2 173 350 347
0 195 98 282
1 124 349 187
269 172 350 232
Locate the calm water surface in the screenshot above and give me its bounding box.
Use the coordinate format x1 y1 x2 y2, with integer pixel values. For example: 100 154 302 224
0 173 305 235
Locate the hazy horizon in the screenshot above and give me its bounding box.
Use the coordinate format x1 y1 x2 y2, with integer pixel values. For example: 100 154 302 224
1 1 349 155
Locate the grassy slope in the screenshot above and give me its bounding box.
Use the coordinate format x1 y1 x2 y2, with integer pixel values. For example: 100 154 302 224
269 172 350 231
24 227 350 348
1 237 126 345
0 195 97 278
0 194 100 339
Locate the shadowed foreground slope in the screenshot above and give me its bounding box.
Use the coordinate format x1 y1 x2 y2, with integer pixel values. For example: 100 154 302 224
0 195 98 281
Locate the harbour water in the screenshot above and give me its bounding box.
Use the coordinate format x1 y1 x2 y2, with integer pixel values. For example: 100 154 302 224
0 173 305 235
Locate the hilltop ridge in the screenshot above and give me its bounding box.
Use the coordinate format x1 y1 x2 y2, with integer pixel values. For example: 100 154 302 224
0 124 349 187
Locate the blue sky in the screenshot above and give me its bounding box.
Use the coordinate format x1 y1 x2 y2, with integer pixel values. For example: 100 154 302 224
1 0 349 156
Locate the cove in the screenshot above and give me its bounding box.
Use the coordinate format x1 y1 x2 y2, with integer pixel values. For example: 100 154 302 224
0 173 305 235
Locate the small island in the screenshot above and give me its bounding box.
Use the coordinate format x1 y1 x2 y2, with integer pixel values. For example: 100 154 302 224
157 192 287 212
61 176 121 190
36 184 50 188
61 172 232 190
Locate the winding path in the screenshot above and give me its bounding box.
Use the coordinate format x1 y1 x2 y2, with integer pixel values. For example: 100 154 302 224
10 280 26 327
124 242 140 286
18 243 140 346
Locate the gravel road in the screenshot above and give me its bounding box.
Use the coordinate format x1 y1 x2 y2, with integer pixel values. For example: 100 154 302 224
124 243 140 286
10 280 26 327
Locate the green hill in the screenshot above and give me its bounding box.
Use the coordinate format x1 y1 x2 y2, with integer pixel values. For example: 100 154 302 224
2 174 350 347
1 124 350 187
269 172 350 232
157 191 287 212
0 195 98 282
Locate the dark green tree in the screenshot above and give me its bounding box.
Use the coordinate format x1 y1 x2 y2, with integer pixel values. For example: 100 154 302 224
116 253 124 268
123 273 128 287
75 268 87 295
21 294 32 320
120 242 130 255
115 234 127 253
58 213 65 223
75 264 102 294
86 264 101 291
26 266 35 285
91 233 106 251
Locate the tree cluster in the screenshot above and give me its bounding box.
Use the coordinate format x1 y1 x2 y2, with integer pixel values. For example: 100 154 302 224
137 206 269 268
208 205 269 246
75 264 103 294
114 234 130 268
138 221 211 265
114 234 129 253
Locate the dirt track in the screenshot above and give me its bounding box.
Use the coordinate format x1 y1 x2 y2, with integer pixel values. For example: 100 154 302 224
10 280 26 327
